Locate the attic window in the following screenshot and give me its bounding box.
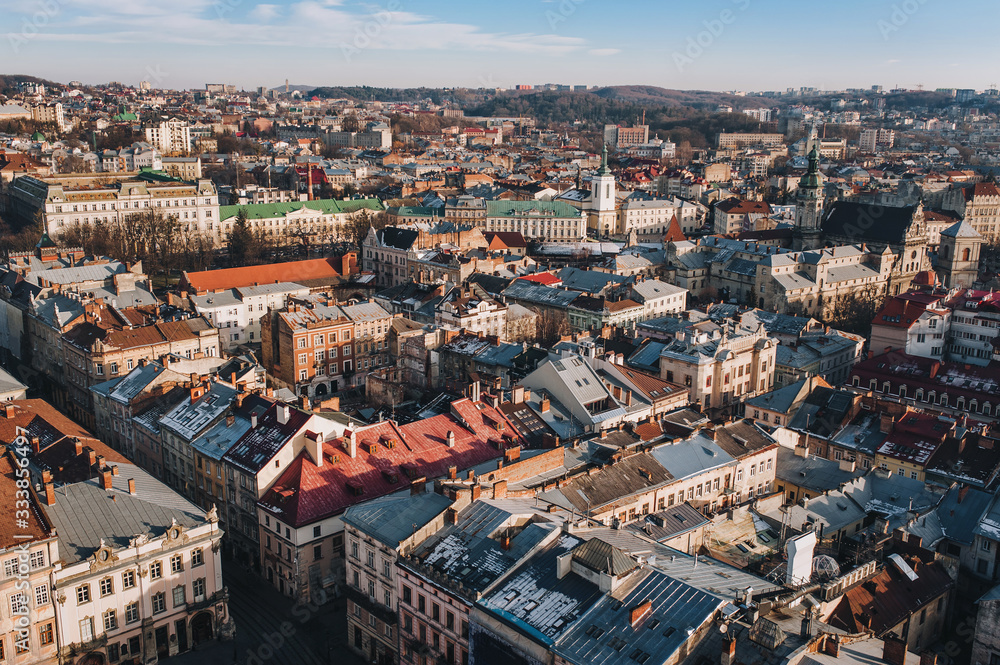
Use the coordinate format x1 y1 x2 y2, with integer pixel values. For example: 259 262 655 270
346 480 364 496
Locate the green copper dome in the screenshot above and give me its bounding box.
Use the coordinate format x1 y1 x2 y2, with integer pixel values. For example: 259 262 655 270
31 130 46 142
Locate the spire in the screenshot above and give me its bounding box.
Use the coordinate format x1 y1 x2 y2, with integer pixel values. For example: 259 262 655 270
597 143 612 177
799 145 822 189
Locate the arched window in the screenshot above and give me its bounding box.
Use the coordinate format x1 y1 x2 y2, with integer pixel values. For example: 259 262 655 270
882 381 891 394
869 379 878 390
984 403 992 416
970 400 978 413
852 376 860 387
940 393 948 407
956 397 965 410
915 388 924 401
963 248 971 261
898 385 907 398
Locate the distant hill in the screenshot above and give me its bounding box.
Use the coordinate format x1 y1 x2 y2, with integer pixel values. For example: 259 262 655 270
306 86 443 104
588 85 761 110
0 74 63 94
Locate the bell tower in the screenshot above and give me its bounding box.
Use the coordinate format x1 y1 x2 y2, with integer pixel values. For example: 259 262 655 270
793 145 824 250
589 144 617 236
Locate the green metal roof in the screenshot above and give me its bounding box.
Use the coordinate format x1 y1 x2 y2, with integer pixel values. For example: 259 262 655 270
219 198 383 221
485 200 582 219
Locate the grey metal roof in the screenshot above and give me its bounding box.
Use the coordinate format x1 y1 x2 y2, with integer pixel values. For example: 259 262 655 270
625 503 709 543
342 491 452 548
89 362 172 403
478 532 601 645
45 464 207 564
649 434 735 482
572 538 638 577
159 381 236 441
774 447 864 494
552 568 722 665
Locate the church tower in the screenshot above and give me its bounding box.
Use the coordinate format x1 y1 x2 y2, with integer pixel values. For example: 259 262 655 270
937 219 982 288
589 144 617 236
793 145 824 250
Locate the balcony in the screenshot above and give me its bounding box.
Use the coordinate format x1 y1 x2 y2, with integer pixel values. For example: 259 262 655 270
345 585 397 625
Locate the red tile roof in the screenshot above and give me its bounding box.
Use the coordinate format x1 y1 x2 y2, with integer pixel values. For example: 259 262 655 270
517 272 562 286
258 398 522 526
0 400 128 483
0 451 51 549
484 232 528 250
829 559 953 636
180 255 357 294
662 214 686 243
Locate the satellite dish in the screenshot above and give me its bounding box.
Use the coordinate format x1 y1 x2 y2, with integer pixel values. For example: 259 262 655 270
811 555 840 582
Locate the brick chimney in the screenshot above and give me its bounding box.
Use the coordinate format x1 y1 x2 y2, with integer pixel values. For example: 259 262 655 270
629 600 652 627
101 469 113 490
919 652 937 665
44 483 55 506
882 636 906 665
540 396 550 412
410 477 426 495
721 635 737 665
127 478 136 495
493 479 507 499
446 431 456 447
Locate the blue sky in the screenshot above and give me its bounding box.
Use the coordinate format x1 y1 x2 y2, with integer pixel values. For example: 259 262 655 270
3 0 998 91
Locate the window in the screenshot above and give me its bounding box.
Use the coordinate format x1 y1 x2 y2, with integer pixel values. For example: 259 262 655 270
418 594 426 613
29 551 44 569
79 617 94 642
122 570 136 589
313 526 322 538
191 548 204 567
432 603 440 621
100 577 113 596
10 592 27 616
152 592 166 614
125 602 139 624
351 541 359 559
314 545 322 560
170 554 183 573
149 561 162 579
384 590 392 607
367 550 375 569
77 584 91 604
297 337 307 348
193 578 206 600
34 583 49 606
39 621 54 646
402 585 412 605
103 609 118 632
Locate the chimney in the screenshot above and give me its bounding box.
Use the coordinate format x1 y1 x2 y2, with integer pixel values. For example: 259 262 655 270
1 403 14 418
101 469 113 490
880 414 894 434
448 466 457 480
410 477 426 495
882 636 907 665
277 404 290 425
251 412 259 428
556 551 572 580
299 394 310 411
795 444 809 458
307 431 324 468
540 396 550 413
111 465 119 476
839 459 856 473
127 478 136 495
704 428 716 441
824 635 840 658
226 413 235 427
344 430 358 457
629 600 652 627
30 436 41 454
87 449 96 466
41 470 52 484
468 381 481 403
96 454 106 469
512 385 525 404
920 652 938 665
721 635 737 665
446 431 456 447
44 483 55 506
493 479 508 499
74 439 83 455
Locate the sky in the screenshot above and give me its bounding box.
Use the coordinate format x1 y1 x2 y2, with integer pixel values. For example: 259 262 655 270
3 0 999 92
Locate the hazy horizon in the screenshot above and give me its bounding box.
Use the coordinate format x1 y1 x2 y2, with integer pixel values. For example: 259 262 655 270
3 0 998 93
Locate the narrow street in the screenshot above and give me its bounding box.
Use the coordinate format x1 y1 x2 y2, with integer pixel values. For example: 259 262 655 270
168 562 366 665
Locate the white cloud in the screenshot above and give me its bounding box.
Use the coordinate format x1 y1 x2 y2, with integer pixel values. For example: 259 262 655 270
17 0 589 56
589 48 620 56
